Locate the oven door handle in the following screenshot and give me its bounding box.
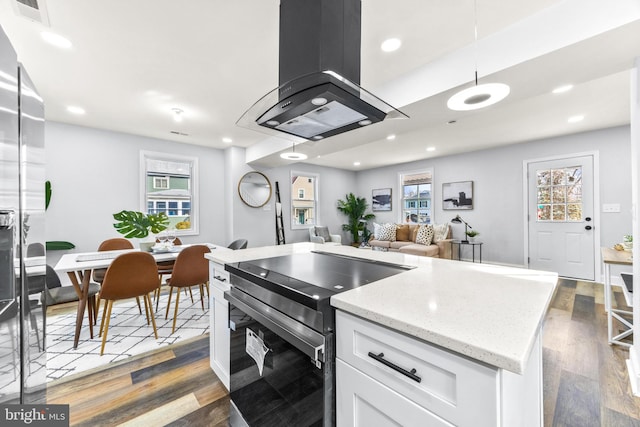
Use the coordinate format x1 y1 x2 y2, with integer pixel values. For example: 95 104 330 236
225 289 326 364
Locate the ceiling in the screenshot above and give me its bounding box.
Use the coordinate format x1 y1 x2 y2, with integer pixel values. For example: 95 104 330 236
0 0 638 171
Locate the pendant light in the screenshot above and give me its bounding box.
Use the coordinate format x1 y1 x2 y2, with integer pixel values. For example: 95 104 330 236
447 0 510 111
280 142 308 160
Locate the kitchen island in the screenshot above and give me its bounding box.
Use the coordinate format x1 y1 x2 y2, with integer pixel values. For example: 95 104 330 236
206 242 557 426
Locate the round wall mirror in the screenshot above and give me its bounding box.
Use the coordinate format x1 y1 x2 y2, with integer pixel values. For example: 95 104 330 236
238 171 272 208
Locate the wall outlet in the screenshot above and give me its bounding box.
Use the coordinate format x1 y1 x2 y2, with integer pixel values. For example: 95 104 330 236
602 203 620 213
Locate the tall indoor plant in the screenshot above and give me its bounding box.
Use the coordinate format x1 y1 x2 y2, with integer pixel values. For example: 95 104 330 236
337 193 375 245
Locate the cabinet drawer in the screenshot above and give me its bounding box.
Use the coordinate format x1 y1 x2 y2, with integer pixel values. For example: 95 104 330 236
209 262 230 300
336 311 498 427
337 359 452 427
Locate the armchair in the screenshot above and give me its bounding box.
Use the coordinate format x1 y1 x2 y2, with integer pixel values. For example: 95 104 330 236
309 226 342 245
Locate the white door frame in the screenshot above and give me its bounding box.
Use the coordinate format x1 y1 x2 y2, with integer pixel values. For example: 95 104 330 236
522 150 601 282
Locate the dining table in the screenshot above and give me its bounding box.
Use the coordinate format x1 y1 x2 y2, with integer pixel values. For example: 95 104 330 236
54 243 225 349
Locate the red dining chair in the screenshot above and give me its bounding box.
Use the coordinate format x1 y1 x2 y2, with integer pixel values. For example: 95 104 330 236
98 252 160 355
164 245 210 334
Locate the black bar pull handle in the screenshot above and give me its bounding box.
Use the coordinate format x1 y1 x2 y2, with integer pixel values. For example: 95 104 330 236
368 352 422 383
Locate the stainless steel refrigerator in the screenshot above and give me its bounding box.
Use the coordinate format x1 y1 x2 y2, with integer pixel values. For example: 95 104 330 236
0 23 46 404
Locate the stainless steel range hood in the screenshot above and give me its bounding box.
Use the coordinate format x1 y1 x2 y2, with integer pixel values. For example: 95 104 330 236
237 0 407 141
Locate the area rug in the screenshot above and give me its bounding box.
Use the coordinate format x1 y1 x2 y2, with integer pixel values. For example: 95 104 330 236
46 289 209 382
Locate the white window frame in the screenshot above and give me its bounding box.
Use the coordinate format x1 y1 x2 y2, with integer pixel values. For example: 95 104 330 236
140 150 199 236
290 170 319 230
398 168 434 224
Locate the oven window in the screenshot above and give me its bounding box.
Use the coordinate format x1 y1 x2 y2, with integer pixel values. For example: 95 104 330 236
229 304 325 426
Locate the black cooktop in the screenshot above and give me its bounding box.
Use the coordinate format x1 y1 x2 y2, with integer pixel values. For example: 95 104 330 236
225 251 413 307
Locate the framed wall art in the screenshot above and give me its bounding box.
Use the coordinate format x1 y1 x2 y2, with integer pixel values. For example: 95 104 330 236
442 181 473 210
372 188 392 211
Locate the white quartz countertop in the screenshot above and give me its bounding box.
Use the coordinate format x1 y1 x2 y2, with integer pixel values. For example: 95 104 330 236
206 243 557 374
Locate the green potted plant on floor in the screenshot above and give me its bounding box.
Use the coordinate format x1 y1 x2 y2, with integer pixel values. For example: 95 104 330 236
337 193 375 246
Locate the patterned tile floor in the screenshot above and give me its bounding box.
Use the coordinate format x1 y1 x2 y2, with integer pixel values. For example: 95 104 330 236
46 289 209 382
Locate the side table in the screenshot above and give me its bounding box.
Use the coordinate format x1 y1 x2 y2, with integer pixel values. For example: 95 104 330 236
451 240 483 263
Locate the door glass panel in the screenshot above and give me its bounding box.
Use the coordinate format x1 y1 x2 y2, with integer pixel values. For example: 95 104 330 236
536 166 582 222
537 187 550 203
537 170 551 186
552 205 566 220
538 205 551 220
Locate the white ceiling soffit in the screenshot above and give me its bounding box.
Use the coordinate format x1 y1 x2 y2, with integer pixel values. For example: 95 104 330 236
247 0 640 168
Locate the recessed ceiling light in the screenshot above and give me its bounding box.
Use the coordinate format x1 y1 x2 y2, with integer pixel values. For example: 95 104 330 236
567 115 584 123
386 134 396 141
552 84 573 94
353 161 361 166
66 106 85 115
447 83 510 111
266 120 279 126
313 135 324 140
426 147 436 152
41 31 72 49
222 137 232 144
381 38 401 52
358 119 372 126
171 108 184 122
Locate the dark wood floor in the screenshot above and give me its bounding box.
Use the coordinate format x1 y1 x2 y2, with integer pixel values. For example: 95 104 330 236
46 279 640 426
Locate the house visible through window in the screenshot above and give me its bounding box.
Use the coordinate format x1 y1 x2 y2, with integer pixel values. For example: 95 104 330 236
291 171 318 229
141 151 198 234
400 170 433 224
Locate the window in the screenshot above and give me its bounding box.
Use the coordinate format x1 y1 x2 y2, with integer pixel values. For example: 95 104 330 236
140 151 198 234
536 166 582 221
399 170 433 224
291 171 318 229
153 177 169 189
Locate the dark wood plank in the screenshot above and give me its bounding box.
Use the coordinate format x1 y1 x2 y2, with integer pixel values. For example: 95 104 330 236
571 294 595 322
601 407 640 427
543 347 562 427
130 345 209 384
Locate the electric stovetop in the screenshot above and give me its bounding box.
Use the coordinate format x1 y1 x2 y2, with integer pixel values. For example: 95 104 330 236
225 251 413 308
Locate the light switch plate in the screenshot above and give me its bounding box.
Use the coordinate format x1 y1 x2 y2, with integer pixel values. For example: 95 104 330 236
602 203 621 213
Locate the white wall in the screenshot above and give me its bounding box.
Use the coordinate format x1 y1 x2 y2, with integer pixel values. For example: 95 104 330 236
356 126 632 268
45 121 226 265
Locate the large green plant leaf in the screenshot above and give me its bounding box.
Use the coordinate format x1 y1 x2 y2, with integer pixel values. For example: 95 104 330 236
46 241 76 250
113 210 168 238
45 180 51 210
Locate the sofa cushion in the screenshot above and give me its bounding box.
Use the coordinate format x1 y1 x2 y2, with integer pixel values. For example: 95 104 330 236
416 225 434 246
389 241 413 250
399 244 440 257
410 224 420 242
378 223 397 241
373 222 382 239
315 226 331 242
369 240 391 249
432 223 450 242
395 224 410 241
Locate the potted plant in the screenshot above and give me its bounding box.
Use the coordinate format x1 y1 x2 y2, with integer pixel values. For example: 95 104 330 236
623 234 633 250
466 230 480 242
337 193 375 245
112 210 169 250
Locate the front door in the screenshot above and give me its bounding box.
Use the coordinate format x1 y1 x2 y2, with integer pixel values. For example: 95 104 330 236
527 155 595 280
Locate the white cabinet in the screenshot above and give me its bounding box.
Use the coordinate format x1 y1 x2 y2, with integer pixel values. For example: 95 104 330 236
209 260 230 390
336 311 543 427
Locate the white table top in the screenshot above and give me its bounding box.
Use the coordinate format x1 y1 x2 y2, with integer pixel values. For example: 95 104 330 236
55 243 228 272
206 242 557 374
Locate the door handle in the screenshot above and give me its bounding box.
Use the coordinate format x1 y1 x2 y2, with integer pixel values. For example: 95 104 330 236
585 225 593 230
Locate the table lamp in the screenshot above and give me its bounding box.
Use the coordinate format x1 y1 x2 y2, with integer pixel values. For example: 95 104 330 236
451 215 472 243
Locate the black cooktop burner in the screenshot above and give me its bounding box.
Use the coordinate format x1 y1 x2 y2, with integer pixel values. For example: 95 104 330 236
226 251 413 307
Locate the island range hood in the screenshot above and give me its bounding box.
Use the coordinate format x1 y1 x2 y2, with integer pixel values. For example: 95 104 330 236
237 0 407 141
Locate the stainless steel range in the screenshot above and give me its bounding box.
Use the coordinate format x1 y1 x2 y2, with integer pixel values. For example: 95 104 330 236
224 251 413 427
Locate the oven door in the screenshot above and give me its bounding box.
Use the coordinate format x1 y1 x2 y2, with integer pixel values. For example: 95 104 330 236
225 288 334 427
